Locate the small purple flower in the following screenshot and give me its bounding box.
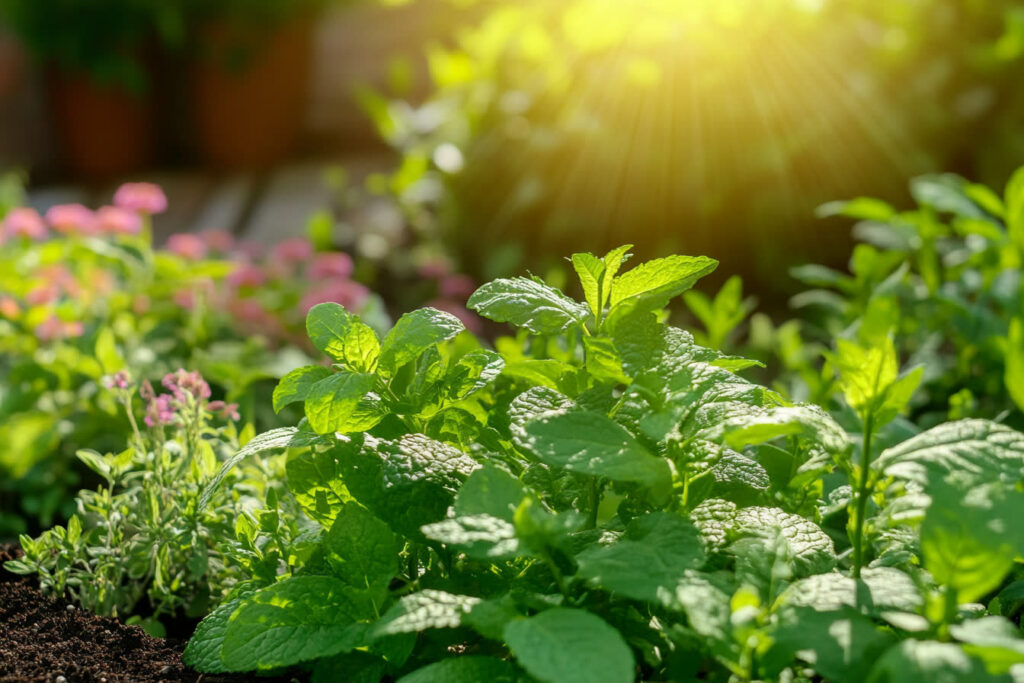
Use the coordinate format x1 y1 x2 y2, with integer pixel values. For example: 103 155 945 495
144 394 176 427
207 400 241 421
103 370 132 390
161 369 212 402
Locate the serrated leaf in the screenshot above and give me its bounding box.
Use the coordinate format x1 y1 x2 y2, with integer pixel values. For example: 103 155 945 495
575 512 705 603
183 598 243 673
273 365 332 413
305 372 384 434
867 640 993 682
306 303 380 370
1006 318 1024 414
503 608 634 683
609 254 718 312
373 590 480 636
286 448 352 526
781 567 923 614
443 350 504 401
325 502 399 590
379 308 465 376
221 576 372 671
571 252 605 318
421 514 519 559
874 419 1024 486
454 465 525 522
517 410 671 489
732 507 836 576
468 277 590 335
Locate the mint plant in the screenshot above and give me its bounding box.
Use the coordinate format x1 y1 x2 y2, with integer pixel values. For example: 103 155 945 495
184 246 1024 680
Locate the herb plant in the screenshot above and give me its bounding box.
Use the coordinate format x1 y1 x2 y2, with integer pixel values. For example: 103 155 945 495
184 246 1024 681
4 368 303 636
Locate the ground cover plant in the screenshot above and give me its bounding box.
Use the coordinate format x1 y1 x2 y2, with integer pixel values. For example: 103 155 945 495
0 184 386 537
169 246 1024 681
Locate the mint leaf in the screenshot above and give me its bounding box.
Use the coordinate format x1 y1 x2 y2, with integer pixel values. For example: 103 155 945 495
421 514 519 559
373 590 481 636
609 254 718 312
1005 318 1024 414
221 576 371 671
454 465 525 522
782 568 923 614
575 512 705 603
468 277 590 335
398 656 523 683
325 502 399 591
378 308 464 376
199 427 299 511
286 448 352 526
305 372 384 434
443 350 504 401
571 252 605 318
733 506 836 576
273 365 332 413
183 597 243 673
868 640 992 682
306 303 380 370
517 410 671 489
874 419 1024 486
503 609 634 683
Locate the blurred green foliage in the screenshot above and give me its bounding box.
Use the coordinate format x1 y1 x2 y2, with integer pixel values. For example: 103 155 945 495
365 0 1024 290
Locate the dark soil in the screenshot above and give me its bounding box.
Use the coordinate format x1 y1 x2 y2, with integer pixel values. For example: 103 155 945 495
0 544 285 683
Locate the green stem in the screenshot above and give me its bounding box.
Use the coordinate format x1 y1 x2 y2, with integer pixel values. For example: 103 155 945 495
851 412 875 579
586 479 601 530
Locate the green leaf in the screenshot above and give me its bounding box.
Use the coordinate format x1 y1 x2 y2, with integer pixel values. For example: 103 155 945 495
874 419 1024 486
286 448 352 526
454 465 525 522
443 350 504 401
517 410 672 490
421 514 519 559
273 365 332 413
781 567 923 614
816 196 897 222
867 640 995 682
583 336 629 384
183 598 244 673
379 308 465 376
221 576 371 671
575 512 705 603
1005 165 1024 250
325 502 399 591
373 590 480 636
95 327 124 374
398 656 523 683
305 372 384 434
306 303 380 370
829 337 909 424
952 617 1024 675
468 277 590 335
199 427 299 511
732 506 836 576
608 254 718 312
571 252 605 318
503 609 634 683
920 480 1024 604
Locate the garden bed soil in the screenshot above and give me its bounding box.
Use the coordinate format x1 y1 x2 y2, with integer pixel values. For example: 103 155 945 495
0 544 282 682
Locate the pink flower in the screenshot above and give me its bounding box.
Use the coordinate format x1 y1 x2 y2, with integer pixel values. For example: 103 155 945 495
113 182 167 215
95 206 142 235
207 400 240 421
300 279 370 314
272 238 313 264
45 204 95 235
235 241 264 261
0 296 20 318
200 229 234 253
166 233 207 260
440 274 476 300
3 208 47 241
25 284 59 306
34 315 84 341
132 295 151 315
103 370 132 390
162 368 211 402
229 298 268 324
173 289 196 310
309 252 354 280
145 394 176 427
227 263 266 289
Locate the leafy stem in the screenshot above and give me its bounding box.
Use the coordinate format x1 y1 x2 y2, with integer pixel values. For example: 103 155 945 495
851 411 875 579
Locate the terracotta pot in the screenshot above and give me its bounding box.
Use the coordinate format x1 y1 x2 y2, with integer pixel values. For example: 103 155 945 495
48 70 155 179
191 19 313 169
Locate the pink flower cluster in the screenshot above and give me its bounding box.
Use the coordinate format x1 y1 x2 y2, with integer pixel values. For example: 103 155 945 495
138 369 236 427
0 182 167 244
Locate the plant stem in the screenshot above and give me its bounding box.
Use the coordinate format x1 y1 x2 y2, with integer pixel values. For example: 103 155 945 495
851 412 875 579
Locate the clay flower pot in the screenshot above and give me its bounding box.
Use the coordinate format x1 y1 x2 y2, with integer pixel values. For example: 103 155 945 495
190 18 313 169
48 70 155 179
